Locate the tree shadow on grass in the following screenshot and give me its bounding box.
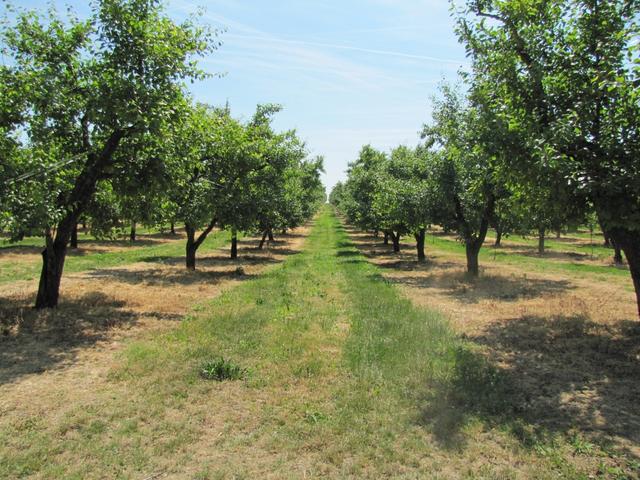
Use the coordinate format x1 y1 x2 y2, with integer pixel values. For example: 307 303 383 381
419 314 640 460
347 230 573 303
387 270 572 304
85 267 258 287
83 242 304 286
0 245 42 255
336 250 360 258
0 238 165 257
135 248 301 267
0 292 181 385
137 254 283 267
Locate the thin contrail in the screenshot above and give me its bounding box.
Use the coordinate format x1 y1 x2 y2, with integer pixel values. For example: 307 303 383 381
226 33 466 65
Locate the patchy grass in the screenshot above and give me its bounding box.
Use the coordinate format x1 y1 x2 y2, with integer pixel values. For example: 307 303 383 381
427 233 630 279
0 208 637 479
0 229 236 284
349 225 640 478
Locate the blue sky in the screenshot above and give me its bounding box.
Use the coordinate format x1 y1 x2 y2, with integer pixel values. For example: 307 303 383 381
21 0 469 191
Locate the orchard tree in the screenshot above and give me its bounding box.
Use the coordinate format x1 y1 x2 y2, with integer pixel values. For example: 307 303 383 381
0 0 216 307
251 128 312 246
329 182 347 211
422 85 506 276
260 155 325 246
457 0 640 314
342 145 387 233
164 102 232 270
215 104 288 259
372 146 433 259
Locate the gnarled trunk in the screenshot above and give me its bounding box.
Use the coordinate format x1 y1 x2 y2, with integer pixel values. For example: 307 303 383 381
185 218 216 270
415 228 426 262
35 129 127 309
35 230 68 309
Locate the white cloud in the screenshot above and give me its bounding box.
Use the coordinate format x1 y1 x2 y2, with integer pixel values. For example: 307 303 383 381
226 33 466 65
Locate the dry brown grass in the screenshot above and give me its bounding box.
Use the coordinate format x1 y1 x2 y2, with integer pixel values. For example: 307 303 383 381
348 228 640 460
0 229 309 413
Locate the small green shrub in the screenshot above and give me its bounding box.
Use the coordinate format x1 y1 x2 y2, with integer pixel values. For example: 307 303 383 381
199 358 246 381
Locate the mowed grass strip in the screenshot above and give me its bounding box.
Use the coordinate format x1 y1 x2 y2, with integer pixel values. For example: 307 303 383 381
0 229 232 284
0 207 627 479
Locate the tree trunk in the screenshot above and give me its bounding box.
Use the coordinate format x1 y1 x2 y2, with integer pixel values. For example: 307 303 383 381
465 242 481 277
258 230 268 249
538 226 546 254
268 230 274 242
231 228 238 259
415 228 426 262
494 226 503 247
556 229 561 239
170 222 176 235
185 226 197 270
391 232 401 253
34 129 128 309
609 227 640 318
70 223 78 249
607 234 624 265
384 231 390 245
35 230 68 309
130 221 136 242
184 219 216 270
614 244 623 265
454 192 494 278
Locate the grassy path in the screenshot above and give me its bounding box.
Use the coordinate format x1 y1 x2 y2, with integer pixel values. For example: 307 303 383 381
0 230 231 284
0 207 630 479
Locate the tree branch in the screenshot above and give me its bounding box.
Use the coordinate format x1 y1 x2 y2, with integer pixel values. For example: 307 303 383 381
194 217 217 248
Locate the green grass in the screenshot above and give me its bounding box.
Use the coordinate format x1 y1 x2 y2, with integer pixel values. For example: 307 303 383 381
0 229 234 284
0 207 632 478
428 234 630 279
482 230 614 260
